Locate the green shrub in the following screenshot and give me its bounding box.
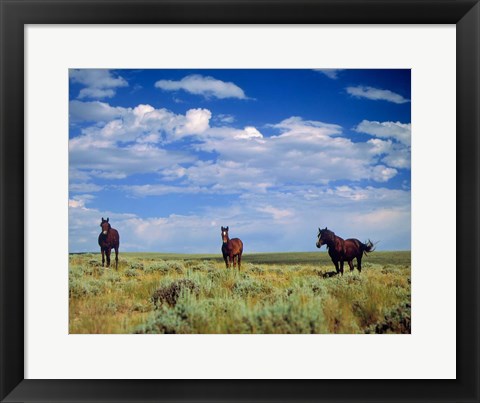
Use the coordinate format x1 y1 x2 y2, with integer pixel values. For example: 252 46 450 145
136 306 192 334
88 259 102 268
69 277 105 298
167 260 185 273
247 265 265 274
130 301 150 313
233 278 272 297
188 261 215 272
144 261 169 273
103 270 122 284
124 268 139 277
129 262 144 271
144 260 184 274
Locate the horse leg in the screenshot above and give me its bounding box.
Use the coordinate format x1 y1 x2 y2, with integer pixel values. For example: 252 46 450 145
333 260 340 274
106 249 111 268
339 260 344 275
114 247 119 270
238 254 242 270
101 249 105 267
348 260 354 272
223 254 229 269
357 256 362 273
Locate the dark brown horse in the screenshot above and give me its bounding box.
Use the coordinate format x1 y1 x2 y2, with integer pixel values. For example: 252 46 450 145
98 217 120 270
221 226 243 270
316 227 374 275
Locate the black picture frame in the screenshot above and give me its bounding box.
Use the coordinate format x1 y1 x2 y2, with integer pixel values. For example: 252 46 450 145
1 1 478 402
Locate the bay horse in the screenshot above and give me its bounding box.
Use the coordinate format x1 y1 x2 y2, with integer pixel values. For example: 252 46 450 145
98 217 120 270
316 227 374 275
221 226 243 270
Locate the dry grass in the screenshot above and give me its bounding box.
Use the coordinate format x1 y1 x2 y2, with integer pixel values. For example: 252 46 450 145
69 252 411 334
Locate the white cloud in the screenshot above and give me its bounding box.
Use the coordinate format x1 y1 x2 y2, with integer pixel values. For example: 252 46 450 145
182 116 402 190
256 205 294 220
69 168 91 182
70 141 194 179
120 184 208 197
69 182 103 193
333 186 369 201
69 102 213 179
358 209 409 231
70 69 128 90
68 201 221 253
71 106 410 205
314 69 343 79
355 120 411 169
180 160 272 194
199 126 265 145
367 138 393 155
155 74 248 99
214 114 235 124
70 69 128 99
73 102 212 144
270 116 343 137
238 186 411 251
176 108 212 137
69 183 411 253
68 194 96 209
78 88 116 99
68 74 411 253
69 100 126 123
371 165 398 182
355 120 411 145
346 86 409 104
234 126 263 139
69 199 85 209
381 148 410 169
69 102 411 250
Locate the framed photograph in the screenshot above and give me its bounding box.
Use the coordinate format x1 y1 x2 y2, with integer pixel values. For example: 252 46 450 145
1 0 478 402
68 67 412 336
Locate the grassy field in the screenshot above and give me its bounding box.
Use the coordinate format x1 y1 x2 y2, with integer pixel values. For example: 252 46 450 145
69 251 411 334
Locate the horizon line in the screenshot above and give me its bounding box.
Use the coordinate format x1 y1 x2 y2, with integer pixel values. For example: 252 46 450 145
69 250 411 255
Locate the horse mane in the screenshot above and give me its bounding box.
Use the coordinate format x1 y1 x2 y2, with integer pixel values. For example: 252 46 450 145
323 229 337 244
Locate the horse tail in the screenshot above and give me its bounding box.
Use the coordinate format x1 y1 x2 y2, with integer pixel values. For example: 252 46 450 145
362 239 375 256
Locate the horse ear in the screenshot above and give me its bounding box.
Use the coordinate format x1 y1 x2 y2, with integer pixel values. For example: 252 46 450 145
107 217 109 222
226 226 229 231
101 217 104 221
325 227 327 230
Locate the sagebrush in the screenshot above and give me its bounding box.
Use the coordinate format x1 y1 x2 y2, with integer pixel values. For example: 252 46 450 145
69 252 411 334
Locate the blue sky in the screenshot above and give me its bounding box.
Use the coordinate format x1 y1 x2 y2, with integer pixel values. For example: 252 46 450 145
69 69 411 253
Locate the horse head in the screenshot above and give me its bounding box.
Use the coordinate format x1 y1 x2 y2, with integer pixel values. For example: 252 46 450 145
221 226 229 243
100 217 111 235
316 227 334 248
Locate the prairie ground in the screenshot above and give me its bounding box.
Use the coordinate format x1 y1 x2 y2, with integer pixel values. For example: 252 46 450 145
69 251 411 334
